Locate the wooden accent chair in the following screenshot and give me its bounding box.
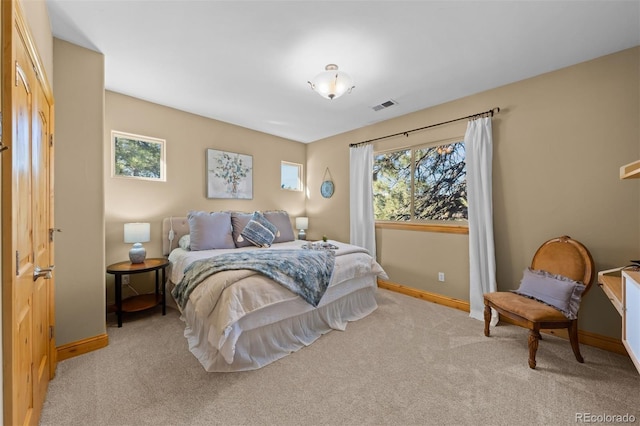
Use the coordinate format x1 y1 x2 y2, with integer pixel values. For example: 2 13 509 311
483 236 595 369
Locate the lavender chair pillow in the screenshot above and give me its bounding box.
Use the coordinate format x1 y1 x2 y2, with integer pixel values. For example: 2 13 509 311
512 268 585 319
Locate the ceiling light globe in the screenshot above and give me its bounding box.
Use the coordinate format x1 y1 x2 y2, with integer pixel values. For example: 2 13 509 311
308 64 355 100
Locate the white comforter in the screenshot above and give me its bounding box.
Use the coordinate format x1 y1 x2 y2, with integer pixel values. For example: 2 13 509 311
168 240 387 368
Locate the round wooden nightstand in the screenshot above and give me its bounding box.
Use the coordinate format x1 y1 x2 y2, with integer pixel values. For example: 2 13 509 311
106 258 170 327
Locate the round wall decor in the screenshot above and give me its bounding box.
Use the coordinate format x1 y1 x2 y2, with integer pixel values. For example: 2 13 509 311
321 180 334 198
321 167 334 198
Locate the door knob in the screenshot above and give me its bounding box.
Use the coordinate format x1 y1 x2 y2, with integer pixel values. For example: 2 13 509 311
33 265 54 281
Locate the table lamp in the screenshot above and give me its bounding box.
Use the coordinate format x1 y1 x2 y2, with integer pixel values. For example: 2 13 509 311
295 217 308 240
124 222 150 263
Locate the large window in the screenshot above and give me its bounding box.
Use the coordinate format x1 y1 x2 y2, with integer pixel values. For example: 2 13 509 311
373 141 466 223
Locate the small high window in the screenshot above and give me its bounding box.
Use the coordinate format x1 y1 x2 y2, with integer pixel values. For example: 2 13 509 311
281 161 303 191
111 131 166 182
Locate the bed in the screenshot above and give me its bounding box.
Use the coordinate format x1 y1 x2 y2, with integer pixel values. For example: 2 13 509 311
162 211 387 372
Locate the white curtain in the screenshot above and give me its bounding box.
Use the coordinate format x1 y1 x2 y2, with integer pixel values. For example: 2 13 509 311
466 117 498 325
349 144 376 258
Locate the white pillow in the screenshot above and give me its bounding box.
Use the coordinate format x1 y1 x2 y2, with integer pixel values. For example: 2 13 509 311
178 234 190 251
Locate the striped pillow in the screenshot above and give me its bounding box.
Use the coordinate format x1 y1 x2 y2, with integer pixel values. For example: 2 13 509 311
240 211 279 248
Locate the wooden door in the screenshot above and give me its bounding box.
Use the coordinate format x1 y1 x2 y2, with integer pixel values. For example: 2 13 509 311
2 1 56 425
12 33 37 426
31 63 54 423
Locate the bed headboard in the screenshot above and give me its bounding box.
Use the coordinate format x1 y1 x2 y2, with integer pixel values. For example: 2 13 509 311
162 217 189 256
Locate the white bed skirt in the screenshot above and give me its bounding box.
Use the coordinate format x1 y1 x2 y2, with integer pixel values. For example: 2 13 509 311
180 276 378 372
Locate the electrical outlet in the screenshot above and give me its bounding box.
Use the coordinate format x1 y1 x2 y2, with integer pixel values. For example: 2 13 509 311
438 272 445 282
122 274 130 285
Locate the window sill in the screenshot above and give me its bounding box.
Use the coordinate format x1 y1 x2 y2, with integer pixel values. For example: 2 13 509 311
375 222 469 234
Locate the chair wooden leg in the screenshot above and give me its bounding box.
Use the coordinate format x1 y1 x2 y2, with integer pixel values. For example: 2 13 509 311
528 328 541 369
484 303 491 337
569 320 584 363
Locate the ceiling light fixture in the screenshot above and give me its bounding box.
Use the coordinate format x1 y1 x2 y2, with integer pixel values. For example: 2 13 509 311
308 64 355 100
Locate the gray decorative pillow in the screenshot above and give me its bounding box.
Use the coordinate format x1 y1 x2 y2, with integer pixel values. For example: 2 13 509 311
178 234 191 251
264 210 295 243
240 211 278 248
187 210 235 251
231 211 254 248
512 268 585 319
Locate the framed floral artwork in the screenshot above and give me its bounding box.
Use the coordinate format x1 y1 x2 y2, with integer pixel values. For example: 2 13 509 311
206 149 253 199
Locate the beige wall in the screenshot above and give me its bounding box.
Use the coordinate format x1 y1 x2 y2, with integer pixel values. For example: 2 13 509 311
53 39 106 345
50 40 639 345
104 92 307 300
308 47 640 338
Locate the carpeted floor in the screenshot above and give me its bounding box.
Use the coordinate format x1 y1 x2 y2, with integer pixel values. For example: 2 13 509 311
40 289 640 426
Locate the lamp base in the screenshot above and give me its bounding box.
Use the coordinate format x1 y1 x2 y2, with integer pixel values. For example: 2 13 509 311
298 230 307 240
129 243 147 264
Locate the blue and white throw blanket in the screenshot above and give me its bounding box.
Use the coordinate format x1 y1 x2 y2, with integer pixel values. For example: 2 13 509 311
172 249 335 309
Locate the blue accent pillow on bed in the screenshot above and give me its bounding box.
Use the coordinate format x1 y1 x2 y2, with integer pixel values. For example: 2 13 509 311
240 211 278 248
512 268 585 319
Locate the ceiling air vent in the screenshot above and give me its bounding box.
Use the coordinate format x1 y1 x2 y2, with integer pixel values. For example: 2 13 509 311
371 99 398 112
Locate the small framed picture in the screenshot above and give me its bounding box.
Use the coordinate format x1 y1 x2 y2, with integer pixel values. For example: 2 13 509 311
206 149 253 199
111 131 166 182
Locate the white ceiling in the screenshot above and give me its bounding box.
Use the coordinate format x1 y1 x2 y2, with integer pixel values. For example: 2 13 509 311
46 0 640 143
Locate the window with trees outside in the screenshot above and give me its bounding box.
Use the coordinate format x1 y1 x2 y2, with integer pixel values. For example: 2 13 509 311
373 141 467 223
112 131 166 182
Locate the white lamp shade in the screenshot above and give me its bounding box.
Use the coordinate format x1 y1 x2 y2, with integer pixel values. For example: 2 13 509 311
295 217 308 230
309 64 354 100
124 222 151 243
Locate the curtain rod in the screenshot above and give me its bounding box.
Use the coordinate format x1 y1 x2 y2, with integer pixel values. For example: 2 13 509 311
349 107 500 148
